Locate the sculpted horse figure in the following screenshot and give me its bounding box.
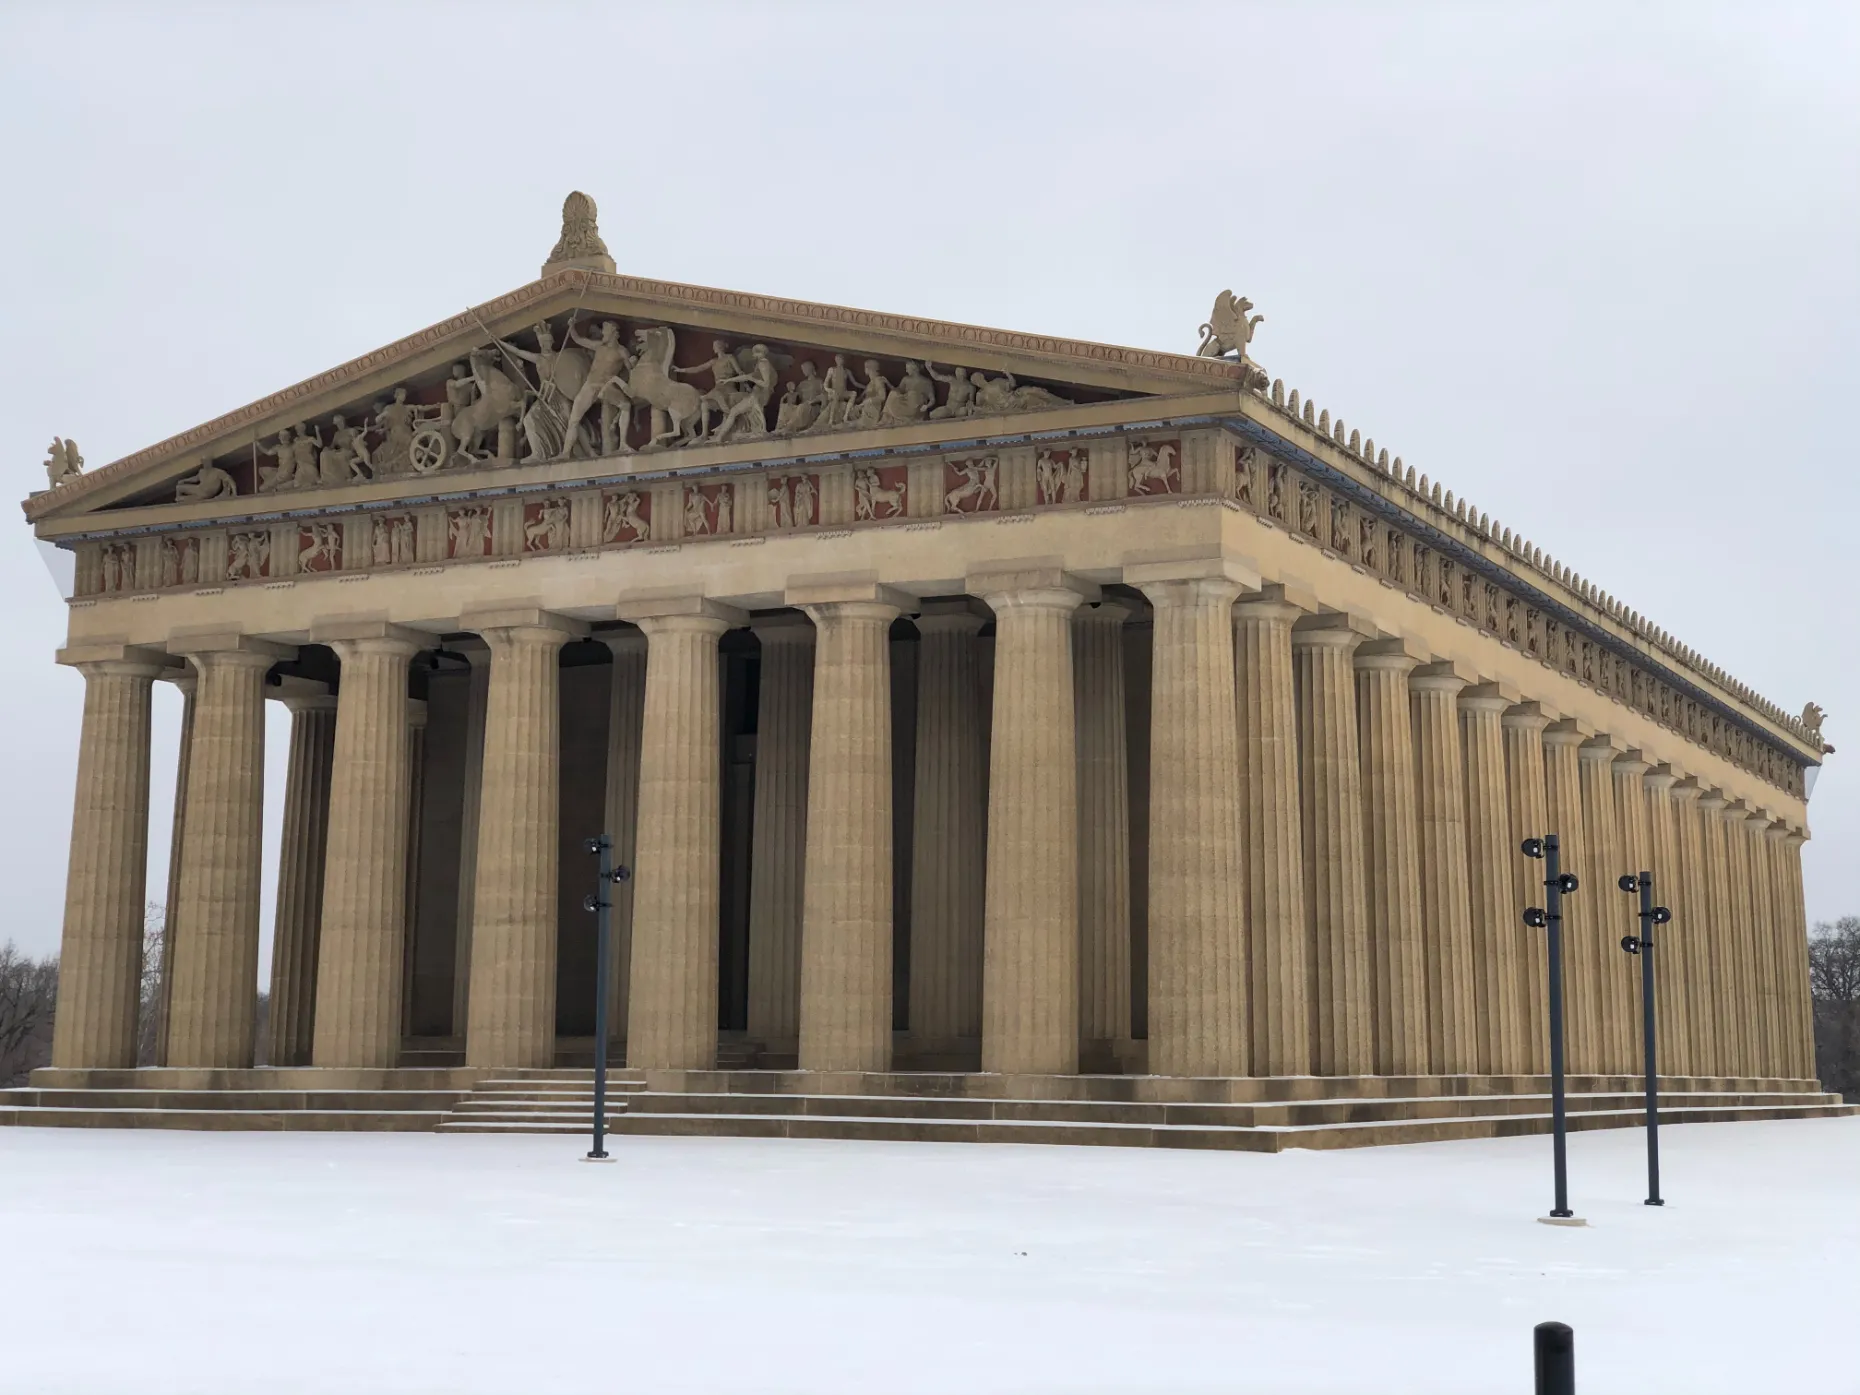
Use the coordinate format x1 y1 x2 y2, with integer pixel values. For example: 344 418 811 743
626 327 705 448
452 350 529 464
1127 440 1178 495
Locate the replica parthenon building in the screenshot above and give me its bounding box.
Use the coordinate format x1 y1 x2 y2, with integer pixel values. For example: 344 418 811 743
21 195 1836 1122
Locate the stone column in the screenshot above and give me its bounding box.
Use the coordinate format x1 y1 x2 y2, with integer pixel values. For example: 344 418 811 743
1233 590 1309 1076
1779 831 1815 1079
597 631 646 1041
1132 563 1250 1078
1461 687 1522 1075
908 602 989 1052
1540 725 1593 1073
401 697 427 1038
1292 619 1373 1077
1411 663 1476 1076
462 608 581 1069
1502 707 1551 1074
449 644 491 1041
1356 639 1426 1077
1668 780 1708 1075
1577 738 1629 1073
49 649 165 1070
745 615 814 1051
1694 791 1735 1074
1744 812 1782 1075
166 636 289 1069
792 582 904 1073
1073 600 1133 1061
1718 803 1759 1074
264 688 336 1068
1643 769 1690 1077
1612 752 1654 1075
974 568 1090 1076
622 599 741 1071
154 670 196 1066
311 623 421 1068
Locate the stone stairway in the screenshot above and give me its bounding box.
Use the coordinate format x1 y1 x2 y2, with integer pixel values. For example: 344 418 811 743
435 1070 645 1134
0 1069 476 1131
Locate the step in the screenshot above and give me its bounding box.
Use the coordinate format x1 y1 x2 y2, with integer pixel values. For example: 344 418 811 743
0 1106 450 1132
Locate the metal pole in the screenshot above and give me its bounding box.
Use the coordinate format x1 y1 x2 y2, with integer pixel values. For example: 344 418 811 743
1533 1321 1574 1395
1637 870 1662 1206
584 834 613 1162
1544 836 1572 1220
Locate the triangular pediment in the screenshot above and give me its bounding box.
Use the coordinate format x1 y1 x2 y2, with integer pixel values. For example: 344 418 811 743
26 268 1247 530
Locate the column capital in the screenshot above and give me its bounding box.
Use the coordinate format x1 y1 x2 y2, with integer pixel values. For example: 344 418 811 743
1072 597 1136 626
1577 735 1620 765
967 564 1097 612
309 618 429 656
1411 659 1474 695
1645 767 1679 794
1121 553 1260 593
1697 789 1729 813
56 642 174 676
1542 719 1588 748
1612 753 1651 778
1354 636 1424 674
617 594 747 628
592 625 647 657
1501 702 1553 732
1460 680 1520 714
784 575 912 612
167 632 295 667
1669 778 1704 803
913 597 990 636
271 675 335 714
1233 581 1315 626
459 604 587 642
1290 611 1372 652
1783 830 1807 848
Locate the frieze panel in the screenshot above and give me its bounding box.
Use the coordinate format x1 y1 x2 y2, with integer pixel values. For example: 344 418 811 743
369 514 417 567
225 530 271 582
300 523 342 573
854 466 907 522
1126 439 1180 497
943 457 999 515
447 506 492 559
682 482 735 537
1035 447 1088 506
601 490 651 544
767 474 819 530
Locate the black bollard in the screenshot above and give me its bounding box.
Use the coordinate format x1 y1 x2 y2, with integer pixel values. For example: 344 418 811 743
1534 1320 1574 1395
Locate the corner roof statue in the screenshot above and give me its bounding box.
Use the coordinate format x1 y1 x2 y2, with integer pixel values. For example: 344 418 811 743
42 437 83 488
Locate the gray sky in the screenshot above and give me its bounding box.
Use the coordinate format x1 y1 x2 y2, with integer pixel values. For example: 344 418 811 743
1 3 1853 973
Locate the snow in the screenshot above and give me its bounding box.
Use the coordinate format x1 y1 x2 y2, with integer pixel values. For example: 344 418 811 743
2 1118 1856 1394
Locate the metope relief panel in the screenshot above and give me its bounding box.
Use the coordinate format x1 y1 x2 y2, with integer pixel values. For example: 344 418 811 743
522 498 572 553
1035 447 1088 505
943 457 999 515
1126 439 1180 497
601 490 651 544
225 530 272 582
853 465 908 522
97 541 136 594
447 506 492 559
370 514 418 567
682 482 735 537
300 523 343 573
767 474 820 530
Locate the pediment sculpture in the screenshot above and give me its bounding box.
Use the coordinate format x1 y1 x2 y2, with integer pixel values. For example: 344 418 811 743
147 317 1105 507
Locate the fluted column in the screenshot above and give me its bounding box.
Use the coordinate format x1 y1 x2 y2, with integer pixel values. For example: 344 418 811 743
449 644 491 1040
1502 707 1551 1074
166 637 288 1069
794 587 901 1073
1668 781 1711 1074
1694 791 1736 1074
264 689 336 1067
1233 591 1309 1076
312 625 420 1068
1356 640 1425 1077
1541 726 1593 1072
154 670 196 1066
50 651 165 1070
401 697 427 1038
623 600 739 1071
1719 804 1759 1074
1136 568 1248 1078
1779 831 1815 1078
1461 688 1522 1075
1411 664 1475 1075
1743 812 1782 1075
1611 752 1653 1075
745 615 814 1049
974 570 1087 1076
1643 769 1690 1076
907 603 988 1050
1577 739 1628 1073
463 610 579 1069
597 631 646 1041
1292 621 1372 1076
1074 600 1133 1060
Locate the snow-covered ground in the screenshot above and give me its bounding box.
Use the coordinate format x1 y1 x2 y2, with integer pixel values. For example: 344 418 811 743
2 1118 1855 1394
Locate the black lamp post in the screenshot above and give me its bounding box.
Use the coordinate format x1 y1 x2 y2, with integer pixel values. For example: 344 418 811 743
1522 834 1580 1224
581 834 631 1162
1617 870 1672 1207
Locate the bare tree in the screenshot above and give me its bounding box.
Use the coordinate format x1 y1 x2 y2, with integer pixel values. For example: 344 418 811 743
0 943 59 1088
137 902 165 1067
1809 916 1860 1100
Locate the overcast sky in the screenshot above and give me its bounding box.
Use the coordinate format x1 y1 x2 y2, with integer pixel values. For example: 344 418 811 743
0 3 1853 975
